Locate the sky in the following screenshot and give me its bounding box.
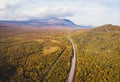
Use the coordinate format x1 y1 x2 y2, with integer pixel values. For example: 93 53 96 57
0 0 120 26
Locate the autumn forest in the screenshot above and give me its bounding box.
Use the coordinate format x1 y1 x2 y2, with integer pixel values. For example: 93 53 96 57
0 24 120 82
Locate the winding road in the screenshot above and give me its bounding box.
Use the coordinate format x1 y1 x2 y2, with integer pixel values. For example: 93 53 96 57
67 35 76 82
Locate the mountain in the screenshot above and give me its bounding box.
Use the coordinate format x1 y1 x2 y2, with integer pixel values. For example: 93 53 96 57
0 18 93 28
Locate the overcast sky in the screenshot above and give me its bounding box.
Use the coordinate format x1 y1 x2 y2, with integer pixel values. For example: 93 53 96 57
0 0 120 26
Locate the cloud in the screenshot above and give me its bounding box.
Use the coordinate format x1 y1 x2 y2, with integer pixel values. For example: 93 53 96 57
0 0 27 20
0 0 25 10
0 2 76 20
25 7 75 18
0 0 120 25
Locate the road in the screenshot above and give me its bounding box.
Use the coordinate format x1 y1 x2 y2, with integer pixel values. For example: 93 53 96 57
67 35 76 82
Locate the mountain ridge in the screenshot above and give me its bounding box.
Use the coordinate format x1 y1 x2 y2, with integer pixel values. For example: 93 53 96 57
0 18 93 28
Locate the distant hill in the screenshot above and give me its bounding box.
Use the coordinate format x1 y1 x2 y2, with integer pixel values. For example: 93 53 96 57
92 24 120 32
0 18 93 28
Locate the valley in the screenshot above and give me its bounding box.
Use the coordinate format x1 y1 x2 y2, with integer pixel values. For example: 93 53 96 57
0 24 120 82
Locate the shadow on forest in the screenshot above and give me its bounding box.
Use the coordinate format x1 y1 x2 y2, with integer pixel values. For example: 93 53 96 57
0 64 17 82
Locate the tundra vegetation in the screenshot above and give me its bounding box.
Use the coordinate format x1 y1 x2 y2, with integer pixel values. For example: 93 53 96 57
72 25 120 82
0 24 120 82
0 27 72 82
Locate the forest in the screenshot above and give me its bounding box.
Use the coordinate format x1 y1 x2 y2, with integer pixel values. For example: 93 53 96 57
72 25 120 82
0 27 72 82
0 24 120 82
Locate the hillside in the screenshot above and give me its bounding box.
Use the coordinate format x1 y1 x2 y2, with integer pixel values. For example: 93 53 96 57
72 24 120 82
92 24 120 32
